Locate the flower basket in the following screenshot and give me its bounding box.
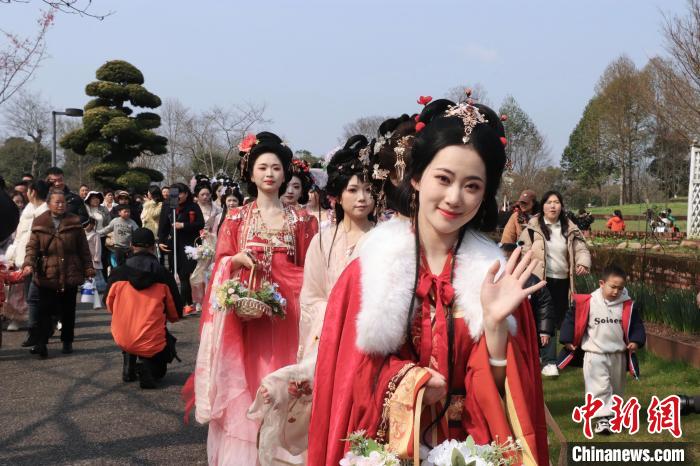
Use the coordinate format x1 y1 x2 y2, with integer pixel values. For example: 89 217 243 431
184 235 215 262
214 265 287 321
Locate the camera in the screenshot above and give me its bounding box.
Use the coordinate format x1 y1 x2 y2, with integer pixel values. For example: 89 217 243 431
679 394 700 415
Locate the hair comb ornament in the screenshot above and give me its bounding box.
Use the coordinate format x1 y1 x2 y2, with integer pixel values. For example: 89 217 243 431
393 135 413 181
373 131 394 154
443 100 488 144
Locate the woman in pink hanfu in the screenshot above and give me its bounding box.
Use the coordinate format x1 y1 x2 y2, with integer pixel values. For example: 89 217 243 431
183 131 317 466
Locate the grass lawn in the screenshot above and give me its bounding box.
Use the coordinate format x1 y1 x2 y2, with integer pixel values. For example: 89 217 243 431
544 349 700 464
587 202 687 217
586 201 687 232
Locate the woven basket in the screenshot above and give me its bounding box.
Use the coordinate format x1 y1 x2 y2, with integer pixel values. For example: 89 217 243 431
234 297 271 321
234 265 272 321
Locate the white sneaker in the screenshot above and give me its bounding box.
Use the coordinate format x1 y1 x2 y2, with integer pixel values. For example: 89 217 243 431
541 364 559 377
6 321 20 331
594 418 612 435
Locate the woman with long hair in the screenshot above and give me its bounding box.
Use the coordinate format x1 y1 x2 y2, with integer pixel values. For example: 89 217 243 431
248 135 377 464
308 98 549 465
519 190 591 377
184 131 318 465
194 182 222 233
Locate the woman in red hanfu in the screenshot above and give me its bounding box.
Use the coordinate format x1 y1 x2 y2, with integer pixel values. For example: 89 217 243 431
183 131 318 466
308 98 550 466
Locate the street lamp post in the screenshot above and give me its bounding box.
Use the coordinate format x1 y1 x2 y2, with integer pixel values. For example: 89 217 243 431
51 108 84 167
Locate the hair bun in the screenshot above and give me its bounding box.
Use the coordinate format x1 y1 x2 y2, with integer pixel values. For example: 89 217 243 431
255 131 283 145
417 99 456 126
343 134 369 152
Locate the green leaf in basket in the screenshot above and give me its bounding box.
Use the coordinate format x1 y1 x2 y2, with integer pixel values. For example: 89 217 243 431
451 449 468 466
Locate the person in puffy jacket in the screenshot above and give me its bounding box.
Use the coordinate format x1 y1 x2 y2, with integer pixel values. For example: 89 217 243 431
606 210 625 232
22 189 95 357
106 228 183 389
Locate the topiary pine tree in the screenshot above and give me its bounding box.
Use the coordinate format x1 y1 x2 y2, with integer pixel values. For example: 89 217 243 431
60 60 167 191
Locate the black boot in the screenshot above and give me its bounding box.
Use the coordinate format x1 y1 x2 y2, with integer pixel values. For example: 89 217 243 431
21 328 38 347
138 360 157 389
62 342 73 354
122 353 137 382
30 344 48 359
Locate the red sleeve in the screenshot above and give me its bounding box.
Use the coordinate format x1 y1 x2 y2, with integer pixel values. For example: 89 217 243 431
295 210 318 266
308 260 362 466
214 208 242 261
463 302 549 466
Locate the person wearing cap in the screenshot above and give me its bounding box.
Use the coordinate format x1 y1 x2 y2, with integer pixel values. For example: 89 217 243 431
500 189 539 245
106 228 183 389
99 204 139 267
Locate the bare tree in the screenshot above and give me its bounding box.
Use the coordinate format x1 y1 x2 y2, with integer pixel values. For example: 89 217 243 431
182 103 268 177
648 1 700 141
340 115 386 142
0 10 53 106
2 89 50 176
1 0 112 19
151 98 191 183
445 83 491 106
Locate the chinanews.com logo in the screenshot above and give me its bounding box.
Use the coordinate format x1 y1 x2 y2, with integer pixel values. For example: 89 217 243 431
566 393 694 465
567 443 690 465
572 393 682 439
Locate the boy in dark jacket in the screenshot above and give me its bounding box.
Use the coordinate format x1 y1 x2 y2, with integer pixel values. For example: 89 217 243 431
557 264 646 435
106 228 183 389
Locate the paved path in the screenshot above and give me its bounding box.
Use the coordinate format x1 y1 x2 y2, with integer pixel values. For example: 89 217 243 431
0 304 208 465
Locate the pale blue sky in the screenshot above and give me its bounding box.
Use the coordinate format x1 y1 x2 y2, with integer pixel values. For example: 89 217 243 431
2 0 688 163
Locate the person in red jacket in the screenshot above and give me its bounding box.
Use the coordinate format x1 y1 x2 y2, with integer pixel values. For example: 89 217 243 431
606 209 626 232
106 228 183 389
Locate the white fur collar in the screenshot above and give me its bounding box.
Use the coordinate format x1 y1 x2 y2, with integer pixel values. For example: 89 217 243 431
356 217 516 355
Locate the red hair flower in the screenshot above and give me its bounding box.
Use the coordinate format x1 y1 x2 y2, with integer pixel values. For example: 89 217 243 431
415 122 426 132
417 95 432 106
500 114 508 122
238 133 257 153
500 137 508 147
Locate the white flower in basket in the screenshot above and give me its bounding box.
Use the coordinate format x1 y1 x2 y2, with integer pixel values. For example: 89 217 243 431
185 235 215 262
214 265 286 321
339 431 400 466
424 436 522 466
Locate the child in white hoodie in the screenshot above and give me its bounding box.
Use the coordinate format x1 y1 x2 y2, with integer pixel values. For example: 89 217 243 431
557 264 646 435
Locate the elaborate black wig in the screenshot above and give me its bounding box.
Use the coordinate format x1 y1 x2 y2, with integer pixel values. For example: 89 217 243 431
239 131 293 198
288 159 314 205
326 134 374 223
372 114 418 213
397 98 507 233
